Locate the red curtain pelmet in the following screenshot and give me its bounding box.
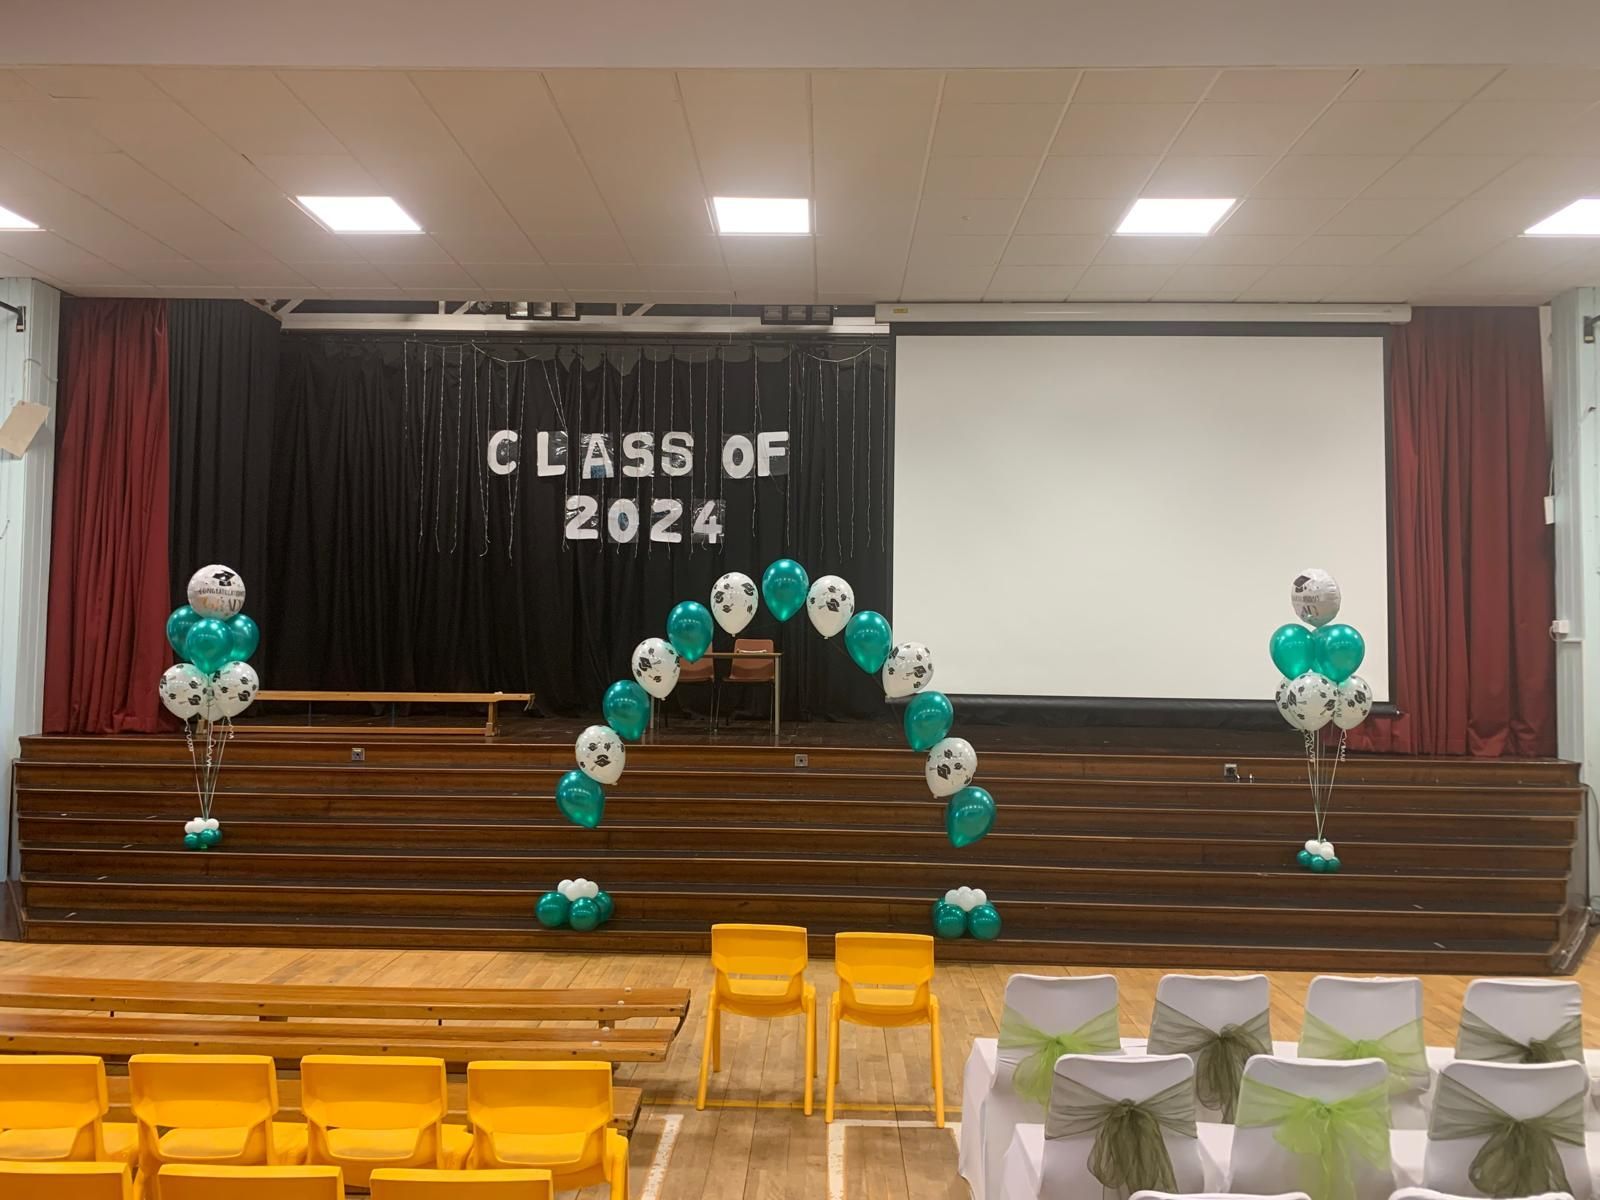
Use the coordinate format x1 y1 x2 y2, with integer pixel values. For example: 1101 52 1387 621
43 300 172 733
1349 306 1555 757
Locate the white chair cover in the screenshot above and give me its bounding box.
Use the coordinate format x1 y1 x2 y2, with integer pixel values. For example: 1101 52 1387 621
1130 1193 1311 1200
1392 1189 1575 1199
999 1053 1207 1200
1227 1055 1396 1200
1150 974 1273 1123
1421 1060 1592 1200
961 974 1121 1200
1303 976 1431 1130
1458 980 1584 1064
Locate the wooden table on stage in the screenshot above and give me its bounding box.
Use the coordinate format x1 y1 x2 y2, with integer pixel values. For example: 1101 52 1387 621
252 690 533 737
693 650 783 745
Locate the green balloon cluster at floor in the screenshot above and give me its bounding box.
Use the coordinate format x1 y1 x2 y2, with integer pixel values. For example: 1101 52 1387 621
536 887 616 931
930 898 1002 940
1295 848 1342 873
182 828 223 850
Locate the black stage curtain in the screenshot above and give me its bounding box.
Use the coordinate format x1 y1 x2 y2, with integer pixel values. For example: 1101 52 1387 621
168 300 280 609
267 335 892 719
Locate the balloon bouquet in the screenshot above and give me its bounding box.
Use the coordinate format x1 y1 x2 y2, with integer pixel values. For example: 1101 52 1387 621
156 565 261 850
552 557 1002 939
1268 568 1374 873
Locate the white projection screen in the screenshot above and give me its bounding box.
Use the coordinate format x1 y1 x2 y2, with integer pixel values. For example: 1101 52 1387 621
892 332 1390 702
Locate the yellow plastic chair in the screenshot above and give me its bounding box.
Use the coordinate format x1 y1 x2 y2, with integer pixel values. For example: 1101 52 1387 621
825 932 944 1127
0 1160 133 1199
696 923 817 1115
128 1055 307 1198
465 1062 626 1199
0 1056 136 1164
300 1056 469 1188
156 1165 344 1198
370 1168 554 1198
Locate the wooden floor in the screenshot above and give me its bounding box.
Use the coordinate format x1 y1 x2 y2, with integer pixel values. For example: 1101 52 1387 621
1 938 1597 1199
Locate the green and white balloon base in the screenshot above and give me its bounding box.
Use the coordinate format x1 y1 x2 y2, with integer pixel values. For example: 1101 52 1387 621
536 878 616 932
1295 837 1341 874
930 887 1001 940
182 817 223 851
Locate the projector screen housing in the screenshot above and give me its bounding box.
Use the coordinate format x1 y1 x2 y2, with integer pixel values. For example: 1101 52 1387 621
891 325 1391 704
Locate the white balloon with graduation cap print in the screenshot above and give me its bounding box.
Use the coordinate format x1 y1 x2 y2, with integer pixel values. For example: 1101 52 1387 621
882 642 934 699
710 571 758 636
1332 674 1373 731
575 724 625 786
805 575 855 639
631 637 680 700
1277 670 1337 732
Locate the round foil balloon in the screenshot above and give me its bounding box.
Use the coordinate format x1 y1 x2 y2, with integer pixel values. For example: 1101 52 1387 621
925 736 977 798
1278 670 1337 732
805 575 856 639
212 661 260 719
631 637 680 700
710 571 758 635
1333 674 1373 731
1290 568 1341 628
187 564 246 619
882 642 934 699
575 724 625 786
158 663 209 720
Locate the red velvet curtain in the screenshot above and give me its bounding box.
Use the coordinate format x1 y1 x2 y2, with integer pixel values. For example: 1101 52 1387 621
43 300 173 733
1349 307 1555 757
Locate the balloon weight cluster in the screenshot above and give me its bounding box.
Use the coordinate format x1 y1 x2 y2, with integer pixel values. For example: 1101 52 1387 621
930 887 1001 941
535 877 616 932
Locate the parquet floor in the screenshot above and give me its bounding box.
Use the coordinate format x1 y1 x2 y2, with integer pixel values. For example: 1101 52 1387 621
2 938 1596 1198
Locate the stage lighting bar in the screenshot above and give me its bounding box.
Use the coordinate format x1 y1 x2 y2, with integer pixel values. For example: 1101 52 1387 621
760 304 836 326
507 301 580 321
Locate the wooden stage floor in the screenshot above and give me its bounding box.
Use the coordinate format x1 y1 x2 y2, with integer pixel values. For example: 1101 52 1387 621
2 938 1597 1199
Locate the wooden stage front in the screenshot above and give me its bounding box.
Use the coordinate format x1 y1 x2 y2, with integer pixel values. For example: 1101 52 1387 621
8 718 1586 973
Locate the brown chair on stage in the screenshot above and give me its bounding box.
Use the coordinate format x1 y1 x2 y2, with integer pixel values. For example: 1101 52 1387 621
719 639 775 732
663 656 716 731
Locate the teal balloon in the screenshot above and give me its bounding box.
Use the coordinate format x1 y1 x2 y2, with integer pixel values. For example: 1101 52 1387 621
1269 624 1313 678
1326 856 1342 873
930 901 966 939
568 896 602 932
761 559 810 622
184 618 234 675
844 611 893 674
1296 849 1315 868
904 691 954 752
182 832 202 850
555 770 605 829
595 891 615 924
666 600 715 663
1308 855 1329 873
536 891 570 928
603 680 651 742
225 613 259 663
166 605 201 657
945 786 996 848
1311 623 1365 684
197 828 220 848
967 903 1002 941
210 827 223 844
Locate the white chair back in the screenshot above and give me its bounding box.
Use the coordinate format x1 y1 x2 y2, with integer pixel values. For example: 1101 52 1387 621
1131 1194 1311 1200
1422 1060 1591 1200
1459 979 1583 1051
997 974 1120 1084
1040 1053 1202 1200
1228 1056 1394 1200
1302 976 1423 1045
1155 974 1270 1034
1393 1189 1575 1200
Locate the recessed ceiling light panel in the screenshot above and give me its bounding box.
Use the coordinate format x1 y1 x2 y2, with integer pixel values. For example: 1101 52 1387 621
296 195 422 234
0 204 41 231
1116 197 1236 237
712 196 811 236
1524 198 1600 236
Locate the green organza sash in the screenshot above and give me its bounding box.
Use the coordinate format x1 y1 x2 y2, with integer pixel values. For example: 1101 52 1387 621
1146 997 1271 1122
1042 1073 1196 1195
1456 1008 1584 1065
998 1005 1120 1106
1299 1010 1430 1093
1234 1075 1391 1200
1429 1070 1583 1197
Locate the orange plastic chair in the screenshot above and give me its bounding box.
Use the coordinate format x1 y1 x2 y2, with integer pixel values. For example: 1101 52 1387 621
128 1055 307 1198
0 1161 132 1199
465 1062 625 1199
300 1056 468 1188
825 932 944 1126
370 1168 554 1198
0 1056 136 1164
697 923 816 1115
156 1165 344 1198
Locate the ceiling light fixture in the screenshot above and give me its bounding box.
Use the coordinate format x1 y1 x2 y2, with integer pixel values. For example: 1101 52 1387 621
1116 197 1236 237
0 204 41 231
1524 198 1600 236
712 196 811 236
295 195 422 234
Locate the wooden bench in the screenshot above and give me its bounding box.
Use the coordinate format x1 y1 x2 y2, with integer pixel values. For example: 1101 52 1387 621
251 691 535 736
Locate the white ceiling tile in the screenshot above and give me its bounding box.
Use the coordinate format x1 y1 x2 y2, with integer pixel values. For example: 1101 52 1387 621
0 232 133 283
153 285 246 298
643 265 733 292
532 233 634 264
811 71 940 163
626 231 726 267
552 264 647 293
0 99 117 157
1013 194 1128 235
1341 67 1504 102
1476 68 1600 102
941 70 1079 104
1318 266 1435 301
678 70 811 196
431 229 542 264
985 263 1083 296
930 103 1064 157
1067 287 1166 301
0 72 40 102
1361 155 1515 196
1156 263 1269 295
1073 263 1175 293
907 233 1007 267
1141 155 1271 195
913 193 1024 236
459 262 564 290
1318 194 1456 235
1253 155 1398 196
921 156 1040 198
1168 103 1323 156
284 261 397 288
20 67 166 101
377 262 479 291
245 155 379 194
1073 70 1214 104
69 284 164 296
1032 156 1157 197
1291 102 1460 155
0 150 175 261
322 287 407 300
1186 234 1305 264
999 235 1104 265
1471 156 1600 198
1407 289 1552 305
1281 235 1403 265
1378 233 1488 273
717 238 811 270
900 261 996 300
195 260 308 287
648 289 736 303
1051 104 1192 155
150 69 347 156
728 269 815 301
1219 195 1345 235
1207 68 1354 104
1446 235 1599 277
343 233 455 264
121 259 218 285
816 263 904 298
1240 264 1355 300
1091 236 1201 266
1412 102 1598 155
